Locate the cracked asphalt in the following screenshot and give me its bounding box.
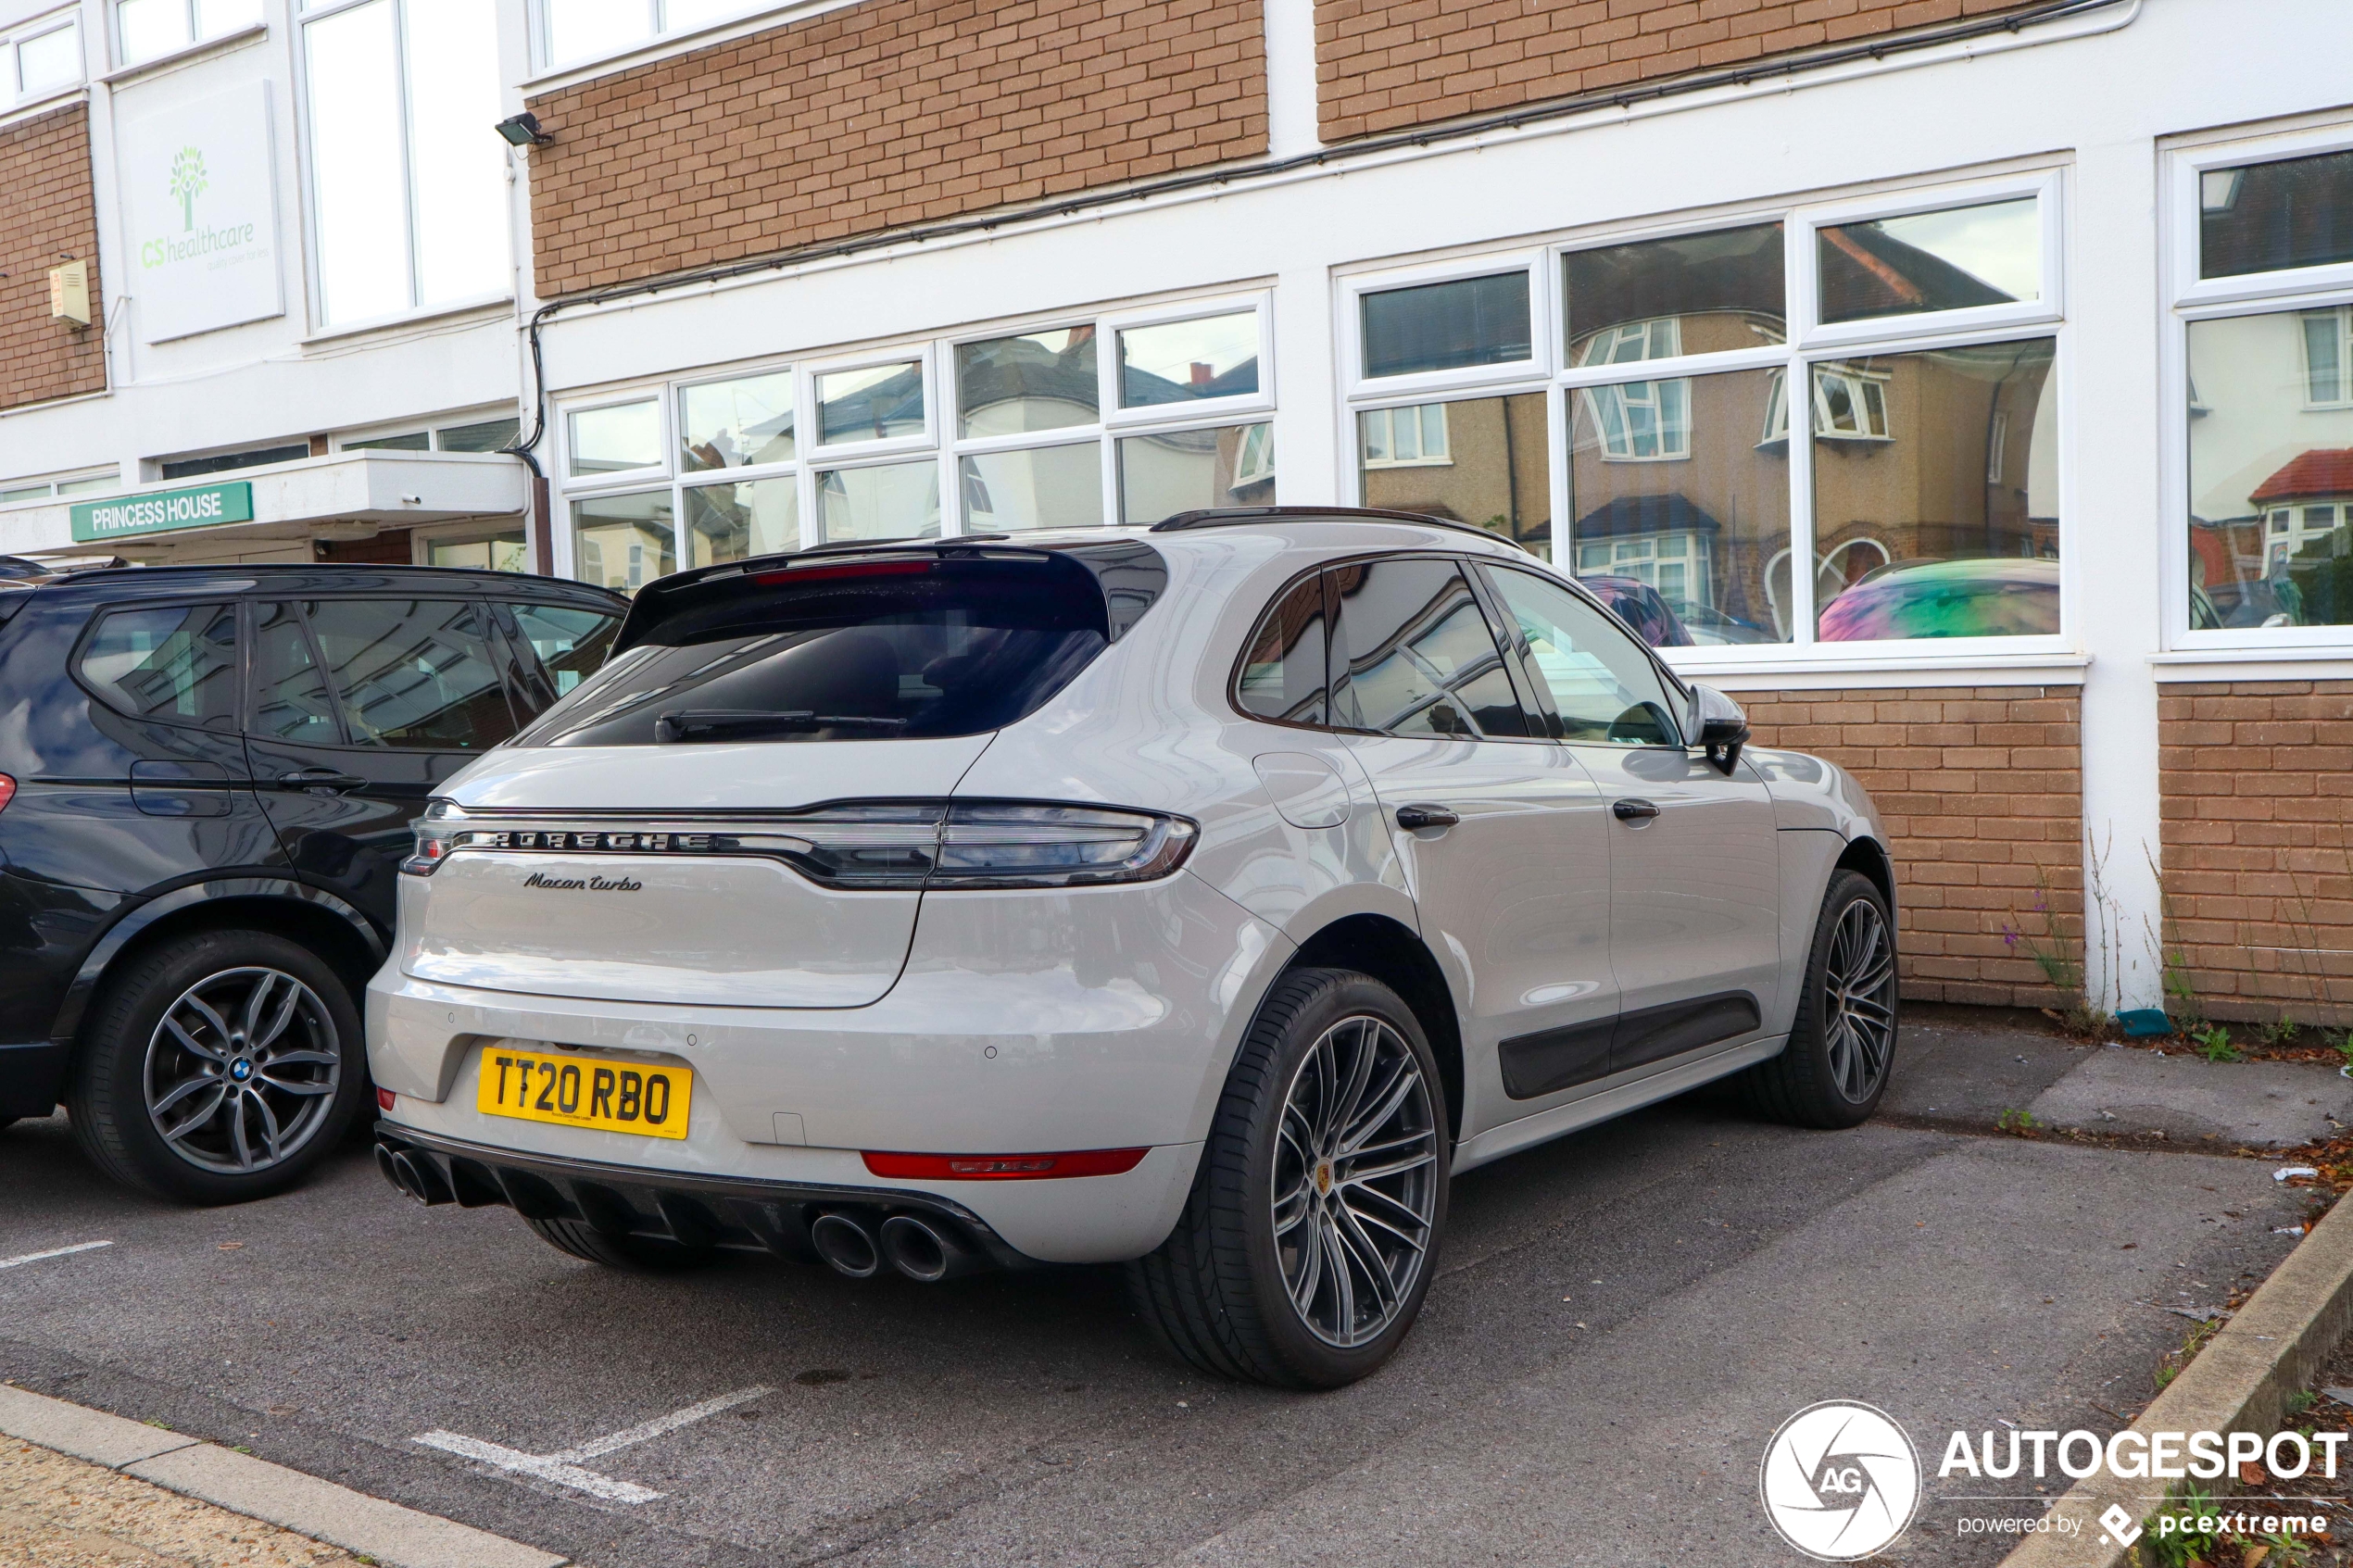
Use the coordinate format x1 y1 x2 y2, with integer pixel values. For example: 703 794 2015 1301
0 1016 2322 1567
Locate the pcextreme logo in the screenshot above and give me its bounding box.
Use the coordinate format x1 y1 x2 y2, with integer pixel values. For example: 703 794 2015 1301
142 144 255 270
1759 1401 1922 1562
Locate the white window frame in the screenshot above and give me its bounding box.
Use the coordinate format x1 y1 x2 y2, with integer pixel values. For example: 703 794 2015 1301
562 391 672 487
2163 120 2353 655
528 0 856 81
1340 252 1547 400
112 0 266 71
293 0 514 338
1358 403 1453 470
550 290 1278 582
2297 305 2353 408
333 409 525 455
1336 166 2073 670
1101 295 1277 427
1792 169 2066 352
6 8 82 110
2171 126 2353 313
0 466 119 508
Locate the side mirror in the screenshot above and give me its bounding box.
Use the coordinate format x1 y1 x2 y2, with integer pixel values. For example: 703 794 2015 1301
1689 684 1750 774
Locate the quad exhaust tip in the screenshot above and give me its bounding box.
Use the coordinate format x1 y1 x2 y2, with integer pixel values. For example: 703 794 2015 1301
878 1214 984 1284
375 1142 450 1206
810 1211 881 1278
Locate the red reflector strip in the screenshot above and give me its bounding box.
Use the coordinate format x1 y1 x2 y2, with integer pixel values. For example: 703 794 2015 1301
0 773 14 813
750 559 935 585
376 1086 396 1112
861 1148 1149 1181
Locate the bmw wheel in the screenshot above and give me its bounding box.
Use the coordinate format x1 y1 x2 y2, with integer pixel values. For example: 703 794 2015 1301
1744 869 1899 1129
1129 967 1448 1388
69 931 368 1203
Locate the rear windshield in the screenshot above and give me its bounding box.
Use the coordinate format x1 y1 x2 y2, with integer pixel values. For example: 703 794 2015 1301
514 554 1113 746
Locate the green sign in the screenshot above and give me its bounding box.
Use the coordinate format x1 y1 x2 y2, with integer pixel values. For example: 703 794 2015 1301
71 482 254 545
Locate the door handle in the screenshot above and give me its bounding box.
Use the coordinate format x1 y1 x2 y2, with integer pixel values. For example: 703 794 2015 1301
1612 798 1660 822
276 769 367 792
1394 803 1459 831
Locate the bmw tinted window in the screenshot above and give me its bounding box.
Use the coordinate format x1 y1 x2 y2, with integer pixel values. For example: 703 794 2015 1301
302 599 518 750
1328 558 1527 738
251 602 343 744
517 553 1113 746
1235 573 1329 726
497 602 623 716
78 603 239 729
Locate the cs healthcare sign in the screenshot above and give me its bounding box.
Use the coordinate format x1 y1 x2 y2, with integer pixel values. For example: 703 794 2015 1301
71 483 254 545
122 84 283 343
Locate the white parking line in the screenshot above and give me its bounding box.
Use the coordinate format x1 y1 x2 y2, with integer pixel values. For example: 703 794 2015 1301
412 1385 769 1505
0 1240 111 1271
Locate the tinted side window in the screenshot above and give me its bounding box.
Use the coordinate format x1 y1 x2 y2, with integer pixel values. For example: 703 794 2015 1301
79 603 238 729
251 602 343 744
1486 567 1681 746
1235 573 1329 726
303 599 518 750
498 602 623 719
1330 558 1528 738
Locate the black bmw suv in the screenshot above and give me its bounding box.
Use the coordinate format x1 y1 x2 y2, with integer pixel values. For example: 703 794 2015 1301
0 565 624 1202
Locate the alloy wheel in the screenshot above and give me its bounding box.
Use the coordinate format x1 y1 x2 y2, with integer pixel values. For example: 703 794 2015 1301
1823 899 1896 1103
1271 1014 1439 1348
143 967 342 1175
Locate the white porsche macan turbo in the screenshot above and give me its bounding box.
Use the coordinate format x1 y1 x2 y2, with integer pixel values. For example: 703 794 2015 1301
368 508 1896 1388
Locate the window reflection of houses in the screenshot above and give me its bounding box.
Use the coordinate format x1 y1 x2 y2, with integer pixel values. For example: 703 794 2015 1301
1564 218 2055 641
2187 295 2353 629
1357 393 1548 552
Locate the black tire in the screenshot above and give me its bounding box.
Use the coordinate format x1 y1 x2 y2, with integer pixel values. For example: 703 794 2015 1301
1128 967 1448 1389
1744 869 1899 1129
524 1215 715 1272
69 930 367 1203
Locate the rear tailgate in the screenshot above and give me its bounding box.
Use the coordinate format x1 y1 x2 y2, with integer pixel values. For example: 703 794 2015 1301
399 737 989 1008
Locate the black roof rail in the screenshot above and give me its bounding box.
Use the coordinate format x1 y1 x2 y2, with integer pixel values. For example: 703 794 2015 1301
1147 506 1531 551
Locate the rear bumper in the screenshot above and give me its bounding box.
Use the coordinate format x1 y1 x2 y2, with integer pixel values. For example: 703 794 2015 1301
0 1041 68 1119
366 869 1285 1262
373 1123 1042 1270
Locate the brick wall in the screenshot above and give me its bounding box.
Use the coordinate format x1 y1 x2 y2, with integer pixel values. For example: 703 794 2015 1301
1 104 106 412
526 0 1270 297
1737 684 2083 1008
1315 0 2048 142
2158 681 2353 1026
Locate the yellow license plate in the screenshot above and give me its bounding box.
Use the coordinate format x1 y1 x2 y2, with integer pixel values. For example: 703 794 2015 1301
478 1047 691 1140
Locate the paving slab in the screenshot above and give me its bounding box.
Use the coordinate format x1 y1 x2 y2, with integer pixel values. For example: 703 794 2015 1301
125 1444 566 1568
0 1436 357 1568
0 1384 198 1469
1880 1014 2091 1126
2025 1050 2353 1148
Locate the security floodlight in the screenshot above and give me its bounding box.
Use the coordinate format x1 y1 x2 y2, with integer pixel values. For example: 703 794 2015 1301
495 112 551 147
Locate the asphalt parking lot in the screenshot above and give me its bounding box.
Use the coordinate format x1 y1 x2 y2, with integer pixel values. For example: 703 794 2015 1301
0 1019 2321 1568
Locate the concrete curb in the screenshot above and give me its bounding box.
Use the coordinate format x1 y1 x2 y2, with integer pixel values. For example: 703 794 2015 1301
2001 1188 2353 1567
0 1384 565 1568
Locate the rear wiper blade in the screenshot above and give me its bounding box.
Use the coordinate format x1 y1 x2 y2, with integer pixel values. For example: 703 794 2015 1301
655 709 908 742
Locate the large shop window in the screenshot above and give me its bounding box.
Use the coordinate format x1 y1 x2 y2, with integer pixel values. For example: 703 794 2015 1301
1343 178 2062 653
302 0 509 328
2177 137 2353 643
555 298 1274 594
